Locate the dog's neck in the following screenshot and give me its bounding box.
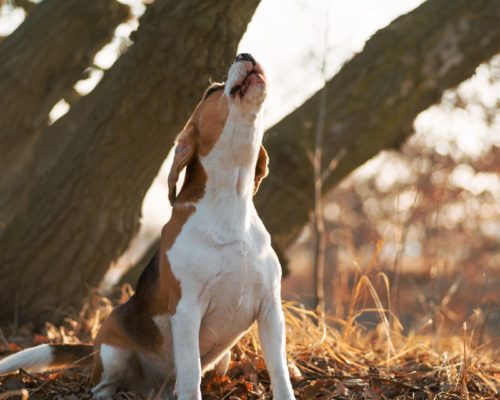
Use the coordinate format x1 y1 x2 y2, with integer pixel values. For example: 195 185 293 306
202 109 263 200
174 107 264 233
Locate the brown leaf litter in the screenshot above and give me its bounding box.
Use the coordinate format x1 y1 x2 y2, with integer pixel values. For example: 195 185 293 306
0 288 498 399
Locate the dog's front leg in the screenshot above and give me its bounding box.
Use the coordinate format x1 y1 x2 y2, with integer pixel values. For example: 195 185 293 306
171 301 202 400
258 293 296 400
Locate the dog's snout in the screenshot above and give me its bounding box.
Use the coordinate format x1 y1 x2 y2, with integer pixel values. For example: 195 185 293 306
235 53 256 66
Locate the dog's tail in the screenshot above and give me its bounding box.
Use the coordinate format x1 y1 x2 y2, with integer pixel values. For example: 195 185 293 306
0 344 94 374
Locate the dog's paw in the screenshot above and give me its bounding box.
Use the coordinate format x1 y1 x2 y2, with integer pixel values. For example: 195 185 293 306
91 382 117 400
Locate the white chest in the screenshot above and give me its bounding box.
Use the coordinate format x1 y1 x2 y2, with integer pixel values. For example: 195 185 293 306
165 200 280 351
168 201 274 290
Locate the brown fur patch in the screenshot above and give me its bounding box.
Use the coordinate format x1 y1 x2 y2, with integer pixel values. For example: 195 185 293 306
153 205 194 315
50 344 94 366
197 90 229 157
168 89 227 204
95 308 161 353
254 145 269 194
174 157 207 205
90 355 103 386
168 124 198 205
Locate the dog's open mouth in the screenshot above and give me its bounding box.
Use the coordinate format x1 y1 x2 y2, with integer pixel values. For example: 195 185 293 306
230 69 265 98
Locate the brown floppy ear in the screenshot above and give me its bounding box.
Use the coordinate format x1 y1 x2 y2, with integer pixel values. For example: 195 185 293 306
168 126 197 205
254 145 269 195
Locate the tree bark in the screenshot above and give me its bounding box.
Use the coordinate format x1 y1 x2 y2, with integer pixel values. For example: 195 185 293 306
0 0 129 224
256 0 500 260
11 0 36 13
0 0 259 326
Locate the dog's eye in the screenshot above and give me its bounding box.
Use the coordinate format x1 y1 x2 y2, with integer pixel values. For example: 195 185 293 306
203 83 225 100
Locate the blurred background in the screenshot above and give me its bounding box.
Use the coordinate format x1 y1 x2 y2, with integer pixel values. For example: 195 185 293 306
0 0 498 342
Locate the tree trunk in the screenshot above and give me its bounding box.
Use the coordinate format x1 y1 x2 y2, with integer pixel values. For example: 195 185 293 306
0 0 129 225
11 0 36 14
256 0 500 262
0 0 259 326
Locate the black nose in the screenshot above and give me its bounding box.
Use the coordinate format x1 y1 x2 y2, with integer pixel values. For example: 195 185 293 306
235 53 256 65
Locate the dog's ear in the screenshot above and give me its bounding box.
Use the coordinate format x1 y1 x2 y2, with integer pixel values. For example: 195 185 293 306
253 145 269 195
168 125 197 205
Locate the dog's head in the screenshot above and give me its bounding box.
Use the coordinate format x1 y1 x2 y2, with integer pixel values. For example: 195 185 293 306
168 54 268 205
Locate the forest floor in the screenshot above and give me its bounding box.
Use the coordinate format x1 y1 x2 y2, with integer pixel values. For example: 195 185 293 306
0 288 498 399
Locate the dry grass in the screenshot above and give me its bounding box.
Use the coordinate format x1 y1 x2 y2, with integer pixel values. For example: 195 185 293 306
0 279 498 399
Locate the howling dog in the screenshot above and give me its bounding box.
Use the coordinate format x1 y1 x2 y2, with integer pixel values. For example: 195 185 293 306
0 53 296 400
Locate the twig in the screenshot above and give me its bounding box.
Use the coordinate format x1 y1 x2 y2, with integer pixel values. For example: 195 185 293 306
311 0 330 314
460 322 470 400
0 329 9 347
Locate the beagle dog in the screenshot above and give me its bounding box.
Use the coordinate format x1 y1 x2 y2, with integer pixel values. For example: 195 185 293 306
0 54 296 400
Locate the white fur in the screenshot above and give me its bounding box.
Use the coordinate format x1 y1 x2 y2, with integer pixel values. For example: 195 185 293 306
161 61 295 400
0 344 53 373
91 344 131 400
